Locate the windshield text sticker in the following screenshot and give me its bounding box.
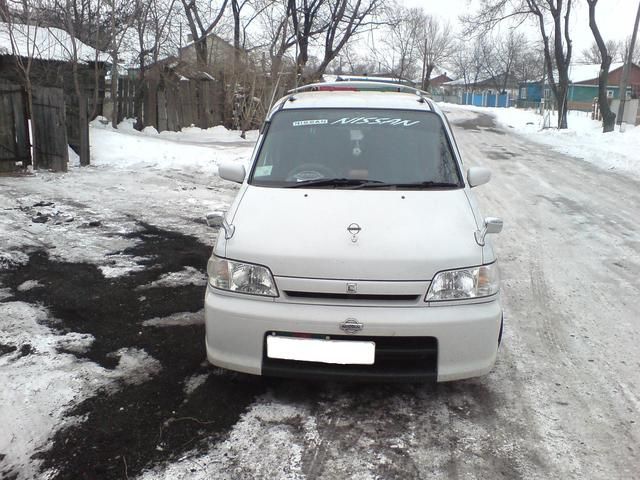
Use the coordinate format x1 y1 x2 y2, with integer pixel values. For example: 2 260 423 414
293 119 329 127
331 117 420 127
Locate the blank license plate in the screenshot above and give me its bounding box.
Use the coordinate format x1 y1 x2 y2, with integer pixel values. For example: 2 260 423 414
267 336 375 365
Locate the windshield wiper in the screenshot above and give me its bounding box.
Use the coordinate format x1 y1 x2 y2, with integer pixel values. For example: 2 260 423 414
286 178 385 188
348 181 460 190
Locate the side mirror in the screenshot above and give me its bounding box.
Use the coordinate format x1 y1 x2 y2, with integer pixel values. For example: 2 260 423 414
467 167 491 188
219 162 246 184
475 217 503 246
206 211 235 239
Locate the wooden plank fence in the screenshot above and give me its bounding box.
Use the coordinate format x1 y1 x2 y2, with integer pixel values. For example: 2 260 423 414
65 94 91 166
117 77 224 132
0 83 91 173
0 84 31 172
32 87 69 172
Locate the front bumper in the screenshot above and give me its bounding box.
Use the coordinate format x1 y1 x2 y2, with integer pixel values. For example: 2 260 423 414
204 288 502 382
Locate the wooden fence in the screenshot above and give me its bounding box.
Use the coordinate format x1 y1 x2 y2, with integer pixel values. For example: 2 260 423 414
65 93 91 166
0 83 73 172
0 84 30 172
30 87 69 171
116 77 225 132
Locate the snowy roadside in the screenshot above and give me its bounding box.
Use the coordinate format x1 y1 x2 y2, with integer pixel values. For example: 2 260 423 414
441 103 640 179
0 121 256 479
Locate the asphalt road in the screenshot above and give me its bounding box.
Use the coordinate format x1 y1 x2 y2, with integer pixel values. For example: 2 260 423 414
1 106 639 479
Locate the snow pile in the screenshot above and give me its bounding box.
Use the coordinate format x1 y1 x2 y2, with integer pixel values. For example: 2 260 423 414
156 125 259 144
142 310 204 328
0 302 161 479
88 119 255 173
136 267 207 290
450 104 640 178
138 399 315 480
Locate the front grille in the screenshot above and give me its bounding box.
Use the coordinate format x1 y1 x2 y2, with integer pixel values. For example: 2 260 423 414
283 291 421 302
262 333 437 382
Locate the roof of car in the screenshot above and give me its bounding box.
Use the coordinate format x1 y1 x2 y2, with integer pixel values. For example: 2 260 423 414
271 90 437 118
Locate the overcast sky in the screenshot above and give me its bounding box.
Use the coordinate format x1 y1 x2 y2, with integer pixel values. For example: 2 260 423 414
400 0 639 61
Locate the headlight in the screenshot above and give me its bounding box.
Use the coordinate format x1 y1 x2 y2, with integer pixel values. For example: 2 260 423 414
207 256 278 297
426 263 500 301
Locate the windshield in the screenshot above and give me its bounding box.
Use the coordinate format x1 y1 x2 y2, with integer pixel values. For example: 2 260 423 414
249 108 462 189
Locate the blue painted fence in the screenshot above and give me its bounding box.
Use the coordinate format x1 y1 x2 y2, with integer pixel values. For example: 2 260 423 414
462 92 512 108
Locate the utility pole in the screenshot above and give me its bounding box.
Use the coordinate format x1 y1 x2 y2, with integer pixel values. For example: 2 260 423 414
617 0 640 125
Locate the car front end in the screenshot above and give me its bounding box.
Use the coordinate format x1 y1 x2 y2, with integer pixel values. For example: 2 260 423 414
204 85 503 382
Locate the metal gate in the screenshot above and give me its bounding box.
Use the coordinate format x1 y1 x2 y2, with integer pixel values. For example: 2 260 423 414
0 83 31 173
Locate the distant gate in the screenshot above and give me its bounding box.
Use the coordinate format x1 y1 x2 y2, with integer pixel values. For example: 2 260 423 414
462 92 513 108
0 83 31 172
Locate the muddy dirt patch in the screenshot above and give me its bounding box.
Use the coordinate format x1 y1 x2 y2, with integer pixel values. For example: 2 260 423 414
452 112 505 135
1 224 266 479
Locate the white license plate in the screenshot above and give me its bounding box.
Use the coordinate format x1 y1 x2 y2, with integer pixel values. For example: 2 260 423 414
267 336 375 365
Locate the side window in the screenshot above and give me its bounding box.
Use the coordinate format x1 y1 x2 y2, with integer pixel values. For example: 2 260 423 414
254 148 274 178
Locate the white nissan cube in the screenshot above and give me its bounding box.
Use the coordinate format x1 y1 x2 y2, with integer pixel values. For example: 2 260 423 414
204 80 503 382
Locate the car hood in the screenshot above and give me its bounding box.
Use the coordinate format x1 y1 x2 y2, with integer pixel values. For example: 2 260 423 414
225 186 481 280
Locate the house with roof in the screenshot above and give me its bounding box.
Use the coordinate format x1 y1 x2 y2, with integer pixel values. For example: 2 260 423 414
443 72 519 108
428 73 453 93
0 22 108 92
517 62 640 111
0 22 109 168
0 22 108 125
177 33 244 76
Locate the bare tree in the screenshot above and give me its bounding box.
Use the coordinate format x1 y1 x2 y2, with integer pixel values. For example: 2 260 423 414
513 41 544 82
181 0 228 67
586 0 615 132
450 36 489 99
230 0 271 56
380 6 422 80
480 31 527 93
287 0 325 81
105 0 136 127
622 35 640 65
287 0 383 83
581 39 622 64
131 0 177 129
463 0 574 129
310 0 382 81
418 14 453 91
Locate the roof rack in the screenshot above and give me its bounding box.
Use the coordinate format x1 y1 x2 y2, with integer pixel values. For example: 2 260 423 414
288 78 431 102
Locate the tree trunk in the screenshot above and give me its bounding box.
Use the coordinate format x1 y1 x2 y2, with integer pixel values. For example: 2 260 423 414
111 52 119 129
25 79 36 169
556 71 569 129
588 0 615 132
422 64 434 91
134 50 146 131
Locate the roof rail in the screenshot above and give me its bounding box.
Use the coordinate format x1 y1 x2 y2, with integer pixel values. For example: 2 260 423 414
287 79 431 100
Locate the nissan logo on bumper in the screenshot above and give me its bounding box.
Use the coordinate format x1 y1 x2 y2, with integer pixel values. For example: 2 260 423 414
340 318 363 334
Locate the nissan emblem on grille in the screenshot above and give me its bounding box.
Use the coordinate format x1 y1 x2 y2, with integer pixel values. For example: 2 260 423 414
347 223 362 243
340 318 363 334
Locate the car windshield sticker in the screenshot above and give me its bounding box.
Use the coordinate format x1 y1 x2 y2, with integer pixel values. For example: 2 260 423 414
293 119 329 126
254 165 273 176
331 117 421 127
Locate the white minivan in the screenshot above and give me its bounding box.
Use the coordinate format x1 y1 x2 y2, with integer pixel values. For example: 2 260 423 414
205 80 503 382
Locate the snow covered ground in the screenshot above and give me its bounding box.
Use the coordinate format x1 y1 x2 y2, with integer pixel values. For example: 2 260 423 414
1 107 639 479
0 121 256 479
446 104 640 178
